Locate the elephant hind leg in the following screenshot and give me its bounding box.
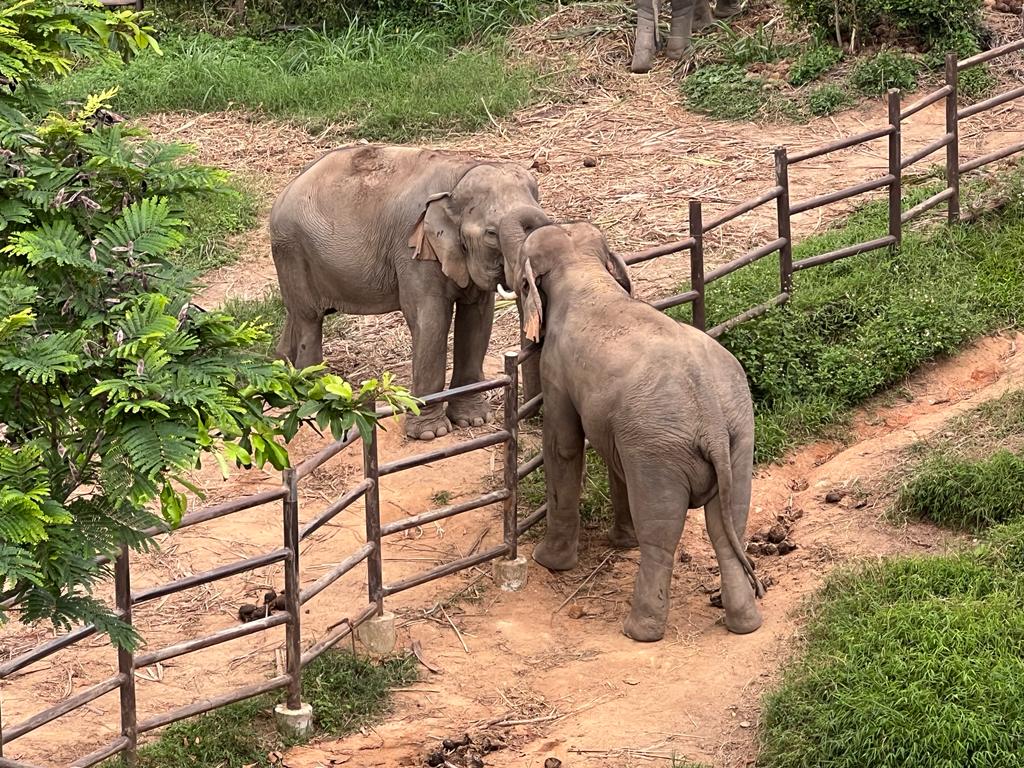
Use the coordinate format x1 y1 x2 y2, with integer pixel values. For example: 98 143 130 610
667 0 697 60
276 308 325 369
622 467 689 642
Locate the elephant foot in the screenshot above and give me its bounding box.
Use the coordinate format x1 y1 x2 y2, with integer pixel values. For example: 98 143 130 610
623 610 666 642
631 48 655 74
665 41 693 61
532 537 578 571
405 408 452 441
607 526 639 549
724 600 763 635
693 4 715 30
446 392 494 429
713 0 743 20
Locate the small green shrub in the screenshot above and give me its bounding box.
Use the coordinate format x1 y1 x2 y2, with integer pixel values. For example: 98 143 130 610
806 83 853 115
696 22 794 67
782 0 983 49
788 44 843 86
682 65 768 120
849 51 919 95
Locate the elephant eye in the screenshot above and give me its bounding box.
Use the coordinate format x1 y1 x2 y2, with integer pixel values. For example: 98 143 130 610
485 227 498 238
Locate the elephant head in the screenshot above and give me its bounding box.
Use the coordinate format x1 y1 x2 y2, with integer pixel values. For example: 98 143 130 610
517 222 633 343
410 163 547 293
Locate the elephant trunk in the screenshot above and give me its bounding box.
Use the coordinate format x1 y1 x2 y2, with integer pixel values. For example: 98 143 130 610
499 205 551 296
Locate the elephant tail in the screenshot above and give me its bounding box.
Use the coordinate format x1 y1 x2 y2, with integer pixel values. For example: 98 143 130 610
708 434 765 599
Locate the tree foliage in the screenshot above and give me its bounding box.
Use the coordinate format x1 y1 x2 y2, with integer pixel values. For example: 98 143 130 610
0 1 416 645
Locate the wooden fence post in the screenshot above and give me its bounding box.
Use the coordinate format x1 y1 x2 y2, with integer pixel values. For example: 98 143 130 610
774 147 794 296
688 199 706 332
362 410 384 615
887 88 903 247
114 547 138 767
282 468 302 710
502 352 519 560
945 52 961 223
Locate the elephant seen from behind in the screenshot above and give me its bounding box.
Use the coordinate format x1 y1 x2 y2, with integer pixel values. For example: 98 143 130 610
269 144 549 440
631 0 745 73
517 221 764 641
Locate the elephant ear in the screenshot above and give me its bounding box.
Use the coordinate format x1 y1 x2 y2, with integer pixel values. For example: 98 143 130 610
606 250 633 297
408 191 471 289
521 258 544 343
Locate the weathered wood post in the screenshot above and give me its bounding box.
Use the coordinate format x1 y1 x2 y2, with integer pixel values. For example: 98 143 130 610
774 147 794 297
688 199 706 332
887 88 903 247
945 52 961 223
114 547 138 767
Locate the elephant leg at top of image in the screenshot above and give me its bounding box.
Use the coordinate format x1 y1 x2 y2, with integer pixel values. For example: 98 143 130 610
692 0 715 32
713 0 743 20
666 0 699 60
631 0 659 73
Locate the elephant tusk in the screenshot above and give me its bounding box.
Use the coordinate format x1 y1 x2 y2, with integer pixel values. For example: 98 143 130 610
496 283 517 300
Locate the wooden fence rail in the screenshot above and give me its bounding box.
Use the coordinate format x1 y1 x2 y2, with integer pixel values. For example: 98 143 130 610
2 37 1024 768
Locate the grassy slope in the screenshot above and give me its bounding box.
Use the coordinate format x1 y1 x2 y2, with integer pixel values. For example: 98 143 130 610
669 168 1024 463
760 521 1024 768
60 14 538 139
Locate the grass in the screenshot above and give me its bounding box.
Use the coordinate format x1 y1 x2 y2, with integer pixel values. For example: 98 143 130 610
175 181 259 273
59 4 541 139
682 64 794 121
849 50 919 94
806 83 853 115
667 165 1024 464
787 43 843 86
123 651 416 768
759 520 1024 768
893 390 1024 531
220 290 348 356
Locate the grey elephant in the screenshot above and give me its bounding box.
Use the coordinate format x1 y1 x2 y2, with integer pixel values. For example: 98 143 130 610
516 221 764 641
269 144 549 440
631 0 744 73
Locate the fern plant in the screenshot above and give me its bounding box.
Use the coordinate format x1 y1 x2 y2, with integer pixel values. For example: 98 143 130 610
0 1 417 646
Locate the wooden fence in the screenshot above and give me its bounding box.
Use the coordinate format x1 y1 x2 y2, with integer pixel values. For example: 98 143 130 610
2 37 1023 768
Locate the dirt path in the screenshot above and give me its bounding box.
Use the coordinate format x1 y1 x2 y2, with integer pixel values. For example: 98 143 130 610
282 331 1023 768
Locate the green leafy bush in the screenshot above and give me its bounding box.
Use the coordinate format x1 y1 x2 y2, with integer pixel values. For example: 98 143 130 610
788 44 843 86
807 83 853 115
849 50 919 94
782 0 983 49
0 1 415 642
682 64 768 120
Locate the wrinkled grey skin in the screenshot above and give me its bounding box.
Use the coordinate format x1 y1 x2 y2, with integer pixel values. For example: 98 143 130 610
518 222 764 641
270 145 549 440
631 0 744 73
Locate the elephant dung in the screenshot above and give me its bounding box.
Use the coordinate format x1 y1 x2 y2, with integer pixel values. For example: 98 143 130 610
544 759 563 768
767 524 788 544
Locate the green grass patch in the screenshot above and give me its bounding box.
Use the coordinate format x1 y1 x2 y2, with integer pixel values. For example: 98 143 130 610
59 12 539 138
668 166 1024 464
788 44 843 86
175 180 259 273
806 83 853 115
893 389 1024 531
849 50 919 94
125 652 416 768
759 520 1024 768
681 64 795 121
520 448 612 530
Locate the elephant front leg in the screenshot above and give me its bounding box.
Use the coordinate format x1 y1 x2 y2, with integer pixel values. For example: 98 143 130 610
607 465 638 549
403 296 454 440
631 0 658 73
532 389 585 571
447 295 495 428
622 469 688 642
667 0 698 60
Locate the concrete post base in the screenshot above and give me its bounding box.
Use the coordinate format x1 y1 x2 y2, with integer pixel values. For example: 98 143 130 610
493 555 529 591
356 611 396 655
273 702 313 740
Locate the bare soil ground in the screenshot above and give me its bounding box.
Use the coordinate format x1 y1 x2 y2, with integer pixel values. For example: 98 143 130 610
3 5 1024 766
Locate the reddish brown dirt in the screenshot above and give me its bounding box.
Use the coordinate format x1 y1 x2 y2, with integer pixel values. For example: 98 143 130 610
4 5 1024 765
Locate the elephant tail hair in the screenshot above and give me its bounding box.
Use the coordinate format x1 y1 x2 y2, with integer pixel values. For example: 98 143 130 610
709 435 766 599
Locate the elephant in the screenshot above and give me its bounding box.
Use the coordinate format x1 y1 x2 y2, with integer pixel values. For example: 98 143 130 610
631 0 745 73
516 221 764 641
269 144 550 440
